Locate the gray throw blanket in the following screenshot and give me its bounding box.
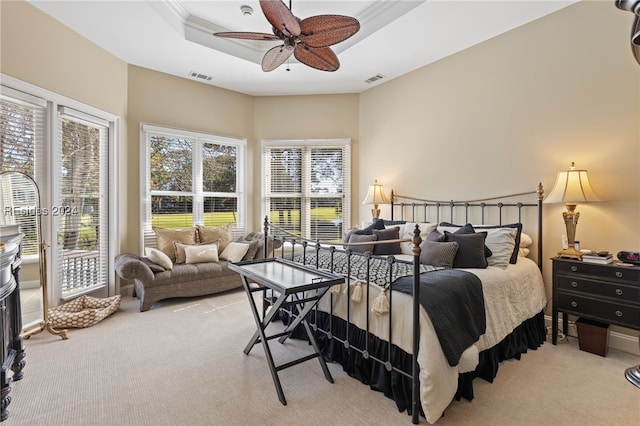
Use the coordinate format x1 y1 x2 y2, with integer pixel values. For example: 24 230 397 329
392 269 486 367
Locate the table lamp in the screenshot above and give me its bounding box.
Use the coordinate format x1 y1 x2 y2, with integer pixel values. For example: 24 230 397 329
362 180 389 220
544 162 601 260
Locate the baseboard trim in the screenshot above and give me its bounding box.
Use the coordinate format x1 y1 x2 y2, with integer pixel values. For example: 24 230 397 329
544 315 640 356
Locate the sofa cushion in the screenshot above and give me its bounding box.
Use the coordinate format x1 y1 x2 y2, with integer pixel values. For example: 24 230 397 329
197 223 233 251
145 247 173 270
148 262 226 288
153 227 197 261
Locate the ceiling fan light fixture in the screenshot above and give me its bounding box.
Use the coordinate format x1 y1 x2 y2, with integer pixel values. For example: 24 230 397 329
214 0 360 72
240 5 254 16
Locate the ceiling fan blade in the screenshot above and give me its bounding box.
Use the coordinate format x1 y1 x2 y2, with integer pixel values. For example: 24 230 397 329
260 0 301 38
262 44 294 72
299 15 360 48
294 45 339 72
214 31 280 41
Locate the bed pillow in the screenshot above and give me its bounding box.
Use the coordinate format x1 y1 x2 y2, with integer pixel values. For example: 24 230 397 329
470 223 523 264
400 222 437 255
219 241 251 262
372 226 401 255
184 243 219 264
343 220 386 243
197 223 234 252
153 227 197 261
444 231 488 268
438 223 492 258
347 233 377 253
419 240 459 268
426 229 445 242
144 247 173 270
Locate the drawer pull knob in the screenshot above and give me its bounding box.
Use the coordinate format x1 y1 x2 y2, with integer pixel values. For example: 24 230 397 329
615 271 623 278
571 301 578 308
571 266 578 272
615 310 623 317
571 281 578 288
616 288 623 296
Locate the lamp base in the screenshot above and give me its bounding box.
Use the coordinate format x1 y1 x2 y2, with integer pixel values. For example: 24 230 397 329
558 247 583 260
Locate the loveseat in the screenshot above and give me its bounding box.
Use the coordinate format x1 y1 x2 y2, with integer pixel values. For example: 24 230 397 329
115 225 276 312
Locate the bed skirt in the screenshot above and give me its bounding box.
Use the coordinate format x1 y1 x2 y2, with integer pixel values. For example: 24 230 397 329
303 310 547 418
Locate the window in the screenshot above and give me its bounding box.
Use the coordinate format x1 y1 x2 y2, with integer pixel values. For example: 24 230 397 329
141 124 246 247
262 139 350 241
1 76 118 301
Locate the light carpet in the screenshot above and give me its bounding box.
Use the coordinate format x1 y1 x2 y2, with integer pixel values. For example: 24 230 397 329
6 288 639 425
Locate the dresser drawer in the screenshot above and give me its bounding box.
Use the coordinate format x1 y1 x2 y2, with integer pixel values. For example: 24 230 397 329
556 275 640 302
554 261 640 283
556 293 640 329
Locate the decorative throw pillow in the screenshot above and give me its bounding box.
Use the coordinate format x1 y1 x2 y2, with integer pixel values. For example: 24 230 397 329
439 223 492 258
153 227 197 261
477 227 518 268
400 222 437 255
174 241 220 264
219 241 251 262
472 223 523 264
343 220 386 243
184 243 219 264
197 223 233 252
426 229 445 242
372 226 401 255
346 233 377 253
419 240 459 268
237 238 261 261
141 256 166 273
443 231 488 268
144 247 173 270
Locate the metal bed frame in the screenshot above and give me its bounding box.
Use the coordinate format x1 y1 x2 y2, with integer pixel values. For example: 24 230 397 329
261 183 544 424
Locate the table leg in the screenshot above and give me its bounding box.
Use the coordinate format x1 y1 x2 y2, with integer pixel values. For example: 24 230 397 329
241 277 288 405
301 319 333 383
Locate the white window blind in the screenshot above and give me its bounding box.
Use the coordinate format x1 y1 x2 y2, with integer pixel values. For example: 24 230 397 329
55 106 109 296
141 124 246 249
263 139 350 241
0 91 46 255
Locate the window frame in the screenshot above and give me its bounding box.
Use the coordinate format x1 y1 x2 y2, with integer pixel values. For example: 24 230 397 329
262 138 351 241
140 124 247 249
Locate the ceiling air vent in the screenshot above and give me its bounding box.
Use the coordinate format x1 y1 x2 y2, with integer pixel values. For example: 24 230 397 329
364 74 385 84
188 71 213 82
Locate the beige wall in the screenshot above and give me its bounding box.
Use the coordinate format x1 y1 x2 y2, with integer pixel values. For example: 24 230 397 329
2 1 638 339
359 1 639 337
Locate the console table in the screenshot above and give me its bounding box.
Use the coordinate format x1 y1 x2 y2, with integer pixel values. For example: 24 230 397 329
229 258 345 405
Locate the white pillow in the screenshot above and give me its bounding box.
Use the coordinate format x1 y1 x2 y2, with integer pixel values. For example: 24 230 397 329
400 222 437 255
185 243 219 264
519 232 533 248
219 241 250 262
145 247 173 270
482 227 518 268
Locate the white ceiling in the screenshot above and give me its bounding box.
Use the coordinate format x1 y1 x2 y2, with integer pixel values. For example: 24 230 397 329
28 0 578 96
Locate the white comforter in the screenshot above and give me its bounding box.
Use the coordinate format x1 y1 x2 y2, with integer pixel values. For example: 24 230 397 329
316 256 548 424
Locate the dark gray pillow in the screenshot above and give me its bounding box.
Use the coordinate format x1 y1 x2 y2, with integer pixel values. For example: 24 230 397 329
444 231 488 268
141 257 166 273
372 227 401 255
343 220 386 243
237 238 260 261
347 233 377 253
419 240 459 268
440 222 492 258
426 229 445 242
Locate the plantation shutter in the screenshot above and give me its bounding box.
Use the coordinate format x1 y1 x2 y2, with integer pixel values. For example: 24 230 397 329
55 106 109 296
263 139 350 241
0 89 46 255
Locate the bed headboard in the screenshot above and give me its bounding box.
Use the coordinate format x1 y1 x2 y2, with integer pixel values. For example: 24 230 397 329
390 183 544 268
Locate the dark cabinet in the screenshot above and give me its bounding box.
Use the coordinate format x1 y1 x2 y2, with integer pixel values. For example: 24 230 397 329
0 236 25 421
552 257 640 345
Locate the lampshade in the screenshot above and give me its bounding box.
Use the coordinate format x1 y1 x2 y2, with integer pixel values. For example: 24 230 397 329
362 180 389 205
362 180 389 219
544 162 601 205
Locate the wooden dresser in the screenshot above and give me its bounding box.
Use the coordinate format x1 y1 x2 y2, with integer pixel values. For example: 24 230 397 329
0 236 25 422
552 257 640 345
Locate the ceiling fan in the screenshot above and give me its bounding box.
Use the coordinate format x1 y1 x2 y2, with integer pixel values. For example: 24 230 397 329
213 0 360 72
615 0 640 65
